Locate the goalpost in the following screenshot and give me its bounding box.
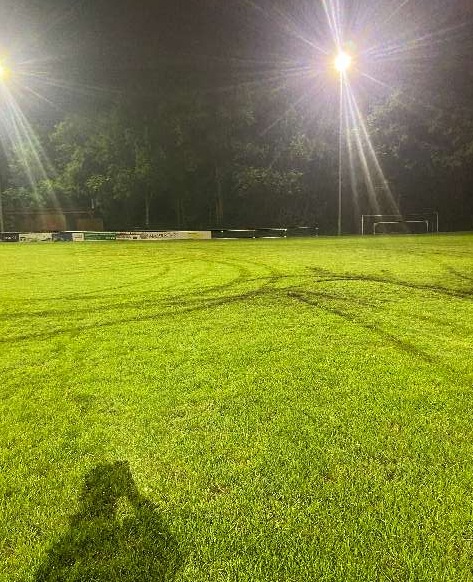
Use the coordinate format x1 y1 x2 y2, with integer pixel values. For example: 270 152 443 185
361 212 439 236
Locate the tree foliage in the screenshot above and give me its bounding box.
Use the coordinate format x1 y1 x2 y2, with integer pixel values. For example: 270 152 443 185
367 90 473 228
4 80 473 232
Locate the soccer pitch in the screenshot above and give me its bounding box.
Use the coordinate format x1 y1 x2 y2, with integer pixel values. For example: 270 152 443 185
1 234 473 581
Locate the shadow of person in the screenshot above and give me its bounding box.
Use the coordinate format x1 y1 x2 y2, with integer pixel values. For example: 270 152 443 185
35 461 180 581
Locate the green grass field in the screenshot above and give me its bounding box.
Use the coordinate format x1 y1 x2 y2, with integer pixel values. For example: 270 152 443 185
1 234 473 581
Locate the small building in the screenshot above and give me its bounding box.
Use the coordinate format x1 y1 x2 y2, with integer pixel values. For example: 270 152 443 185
4 209 104 232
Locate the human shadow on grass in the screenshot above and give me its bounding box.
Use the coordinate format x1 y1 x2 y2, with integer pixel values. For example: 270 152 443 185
35 461 180 582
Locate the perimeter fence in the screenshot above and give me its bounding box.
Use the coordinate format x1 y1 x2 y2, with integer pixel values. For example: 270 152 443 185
0 227 319 243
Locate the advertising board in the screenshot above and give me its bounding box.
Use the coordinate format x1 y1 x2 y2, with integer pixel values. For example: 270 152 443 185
0 232 20 242
116 231 212 241
184 231 212 240
19 232 53 243
116 232 149 240
83 232 117 241
3 230 212 242
52 232 73 242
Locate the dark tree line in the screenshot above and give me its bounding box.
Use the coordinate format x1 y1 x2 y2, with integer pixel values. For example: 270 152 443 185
2 74 473 233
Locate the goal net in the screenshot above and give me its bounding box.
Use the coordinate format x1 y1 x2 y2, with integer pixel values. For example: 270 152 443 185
361 213 439 235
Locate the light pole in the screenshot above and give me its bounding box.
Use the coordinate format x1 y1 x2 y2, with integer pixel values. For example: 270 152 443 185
334 51 352 236
0 60 12 234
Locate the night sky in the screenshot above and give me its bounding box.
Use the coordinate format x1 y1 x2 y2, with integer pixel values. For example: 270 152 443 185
1 0 473 117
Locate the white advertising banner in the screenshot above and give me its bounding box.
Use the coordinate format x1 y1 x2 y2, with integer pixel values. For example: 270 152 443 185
19 232 53 243
116 231 212 241
13 230 212 243
116 232 145 240
183 231 212 240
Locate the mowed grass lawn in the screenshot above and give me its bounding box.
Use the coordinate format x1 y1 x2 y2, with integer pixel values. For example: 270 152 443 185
1 234 473 581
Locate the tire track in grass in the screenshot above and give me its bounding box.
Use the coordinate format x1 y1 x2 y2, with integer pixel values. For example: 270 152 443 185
286 281 472 382
0 255 249 320
4 257 190 303
2 260 471 383
0 256 283 332
0 292 265 344
288 290 436 364
0 254 282 343
310 267 473 300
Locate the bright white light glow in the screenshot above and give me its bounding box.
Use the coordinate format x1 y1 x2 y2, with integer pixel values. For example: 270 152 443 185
335 51 352 73
0 61 11 81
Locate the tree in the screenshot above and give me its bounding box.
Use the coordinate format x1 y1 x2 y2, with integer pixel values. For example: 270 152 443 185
367 90 473 229
50 107 166 228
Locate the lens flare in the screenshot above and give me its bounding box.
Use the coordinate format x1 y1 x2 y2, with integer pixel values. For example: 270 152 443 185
335 51 352 73
0 63 11 81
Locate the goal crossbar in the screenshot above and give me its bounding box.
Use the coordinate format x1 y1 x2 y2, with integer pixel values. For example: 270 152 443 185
362 213 439 235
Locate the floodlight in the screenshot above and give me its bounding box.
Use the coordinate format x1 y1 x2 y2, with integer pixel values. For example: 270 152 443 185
0 62 11 81
335 51 352 73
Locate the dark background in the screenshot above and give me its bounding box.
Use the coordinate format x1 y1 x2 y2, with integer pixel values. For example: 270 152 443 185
1 0 472 232
2 1 471 95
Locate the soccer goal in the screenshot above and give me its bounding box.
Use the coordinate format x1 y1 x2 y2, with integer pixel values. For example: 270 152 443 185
361 212 439 236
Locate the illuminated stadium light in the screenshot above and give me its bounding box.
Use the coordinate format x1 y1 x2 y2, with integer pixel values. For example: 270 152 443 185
334 51 352 73
0 62 11 81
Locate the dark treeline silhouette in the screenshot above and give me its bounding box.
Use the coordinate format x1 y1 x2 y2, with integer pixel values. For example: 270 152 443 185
1 0 472 233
